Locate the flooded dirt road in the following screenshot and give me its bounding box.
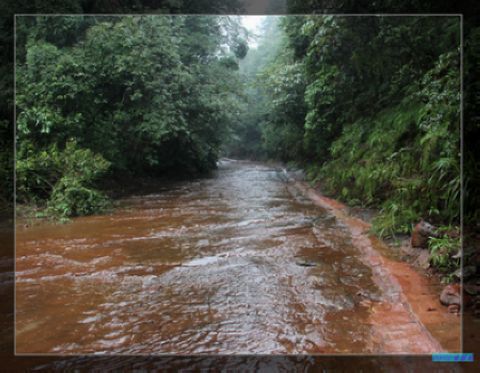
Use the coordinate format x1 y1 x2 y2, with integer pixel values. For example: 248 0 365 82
15 160 457 354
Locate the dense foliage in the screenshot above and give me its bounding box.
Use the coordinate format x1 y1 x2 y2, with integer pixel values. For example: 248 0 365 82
229 15 461 238
1 0 248 218
15 15 248 218
275 0 479 282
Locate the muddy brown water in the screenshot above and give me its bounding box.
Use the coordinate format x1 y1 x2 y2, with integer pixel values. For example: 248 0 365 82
15 160 448 355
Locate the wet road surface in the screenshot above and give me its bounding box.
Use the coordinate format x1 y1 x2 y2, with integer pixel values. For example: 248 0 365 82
15 160 449 354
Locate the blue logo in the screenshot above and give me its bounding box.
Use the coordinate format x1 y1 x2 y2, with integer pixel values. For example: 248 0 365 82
432 353 474 362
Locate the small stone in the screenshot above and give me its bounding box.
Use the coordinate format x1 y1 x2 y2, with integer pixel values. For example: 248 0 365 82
447 304 460 313
411 221 437 248
440 284 461 307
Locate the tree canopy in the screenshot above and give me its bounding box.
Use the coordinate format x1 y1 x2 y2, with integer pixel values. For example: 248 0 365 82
15 15 248 218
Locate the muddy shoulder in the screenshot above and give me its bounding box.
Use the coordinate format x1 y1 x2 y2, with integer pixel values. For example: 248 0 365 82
279 163 463 352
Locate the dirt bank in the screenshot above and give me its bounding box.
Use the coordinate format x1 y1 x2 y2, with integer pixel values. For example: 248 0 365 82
282 167 461 352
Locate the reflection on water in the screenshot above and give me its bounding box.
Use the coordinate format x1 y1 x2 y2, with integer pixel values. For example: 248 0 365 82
15 161 432 354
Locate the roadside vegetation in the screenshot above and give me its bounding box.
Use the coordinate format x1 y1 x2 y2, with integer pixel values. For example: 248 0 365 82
226 9 476 283
232 15 460 234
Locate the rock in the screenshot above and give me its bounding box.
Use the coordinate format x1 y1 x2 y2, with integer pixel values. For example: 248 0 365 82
440 284 475 313
415 249 432 269
411 221 437 248
448 304 460 313
400 238 413 255
440 284 461 307
295 256 324 267
405 248 431 269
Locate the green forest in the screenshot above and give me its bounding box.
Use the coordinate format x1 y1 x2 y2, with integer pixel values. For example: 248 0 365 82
1 1 478 279
230 15 461 236
15 15 249 217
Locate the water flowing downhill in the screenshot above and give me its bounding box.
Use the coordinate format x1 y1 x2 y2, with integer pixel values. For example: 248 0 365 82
16 160 449 354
